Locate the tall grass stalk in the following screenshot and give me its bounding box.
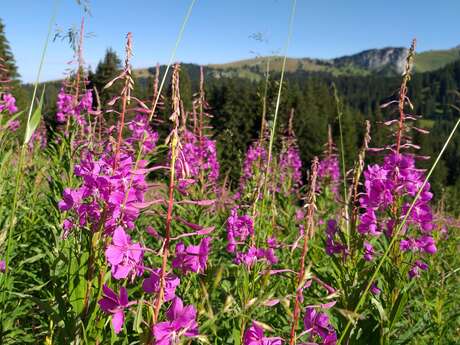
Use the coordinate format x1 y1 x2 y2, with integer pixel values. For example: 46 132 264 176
332 84 350 246
263 0 297 197
337 113 460 344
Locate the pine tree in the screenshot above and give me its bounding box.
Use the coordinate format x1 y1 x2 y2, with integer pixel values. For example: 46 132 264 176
0 18 27 112
90 48 122 106
0 18 19 80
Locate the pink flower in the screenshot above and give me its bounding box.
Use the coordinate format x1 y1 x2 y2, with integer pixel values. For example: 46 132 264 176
7 119 20 132
408 260 429 279
153 297 198 345
303 307 337 344
98 285 131 334
243 321 283 345
143 269 180 302
0 260 5 272
370 283 381 295
0 93 18 114
172 237 211 274
363 241 374 261
105 227 144 280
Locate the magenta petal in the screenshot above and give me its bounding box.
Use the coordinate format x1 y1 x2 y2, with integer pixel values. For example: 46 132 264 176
112 310 124 334
105 246 123 266
112 263 131 279
112 227 130 246
166 297 184 321
102 284 118 302
119 287 128 306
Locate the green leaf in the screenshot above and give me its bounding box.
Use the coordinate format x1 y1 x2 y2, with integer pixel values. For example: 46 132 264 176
134 297 144 333
24 86 45 144
371 297 387 322
69 248 89 316
389 290 409 331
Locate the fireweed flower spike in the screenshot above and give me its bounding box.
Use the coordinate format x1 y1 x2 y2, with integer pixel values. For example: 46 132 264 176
175 130 219 192
240 142 268 192
226 207 254 253
243 321 283 345
278 110 302 193
127 113 159 154
317 127 340 198
324 219 347 257
153 297 199 345
98 285 134 334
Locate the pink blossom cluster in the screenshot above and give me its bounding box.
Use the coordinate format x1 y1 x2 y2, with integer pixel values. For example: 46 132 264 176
226 207 278 267
324 219 347 258
240 142 267 187
59 152 148 236
279 146 302 192
175 130 219 191
127 114 159 154
0 92 18 114
302 307 337 345
317 156 340 197
56 88 93 125
0 92 19 132
358 153 436 278
243 322 283 345
172 237 212 274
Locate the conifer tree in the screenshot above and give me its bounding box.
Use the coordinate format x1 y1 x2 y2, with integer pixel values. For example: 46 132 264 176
0 18 19 80
91 48 122 106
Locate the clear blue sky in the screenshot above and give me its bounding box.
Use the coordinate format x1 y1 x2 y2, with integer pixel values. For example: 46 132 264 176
3 0 460 82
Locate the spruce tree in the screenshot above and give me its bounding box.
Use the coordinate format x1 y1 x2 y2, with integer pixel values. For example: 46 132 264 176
0 18 19 80
91 48 122 106
0 18 27 111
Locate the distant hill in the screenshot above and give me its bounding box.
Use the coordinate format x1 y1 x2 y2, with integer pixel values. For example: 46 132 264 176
134 46 460 81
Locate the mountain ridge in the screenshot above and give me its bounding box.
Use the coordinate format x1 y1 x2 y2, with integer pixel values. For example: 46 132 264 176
134 45 460 81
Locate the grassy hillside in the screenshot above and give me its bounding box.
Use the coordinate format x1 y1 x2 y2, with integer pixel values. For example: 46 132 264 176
415 47 460 72
133 46 460 80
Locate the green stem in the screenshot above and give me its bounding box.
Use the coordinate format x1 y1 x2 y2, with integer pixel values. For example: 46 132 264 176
332 84 349 247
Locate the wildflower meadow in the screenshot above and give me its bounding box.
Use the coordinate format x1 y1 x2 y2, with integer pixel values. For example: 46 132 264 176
0 1 459 344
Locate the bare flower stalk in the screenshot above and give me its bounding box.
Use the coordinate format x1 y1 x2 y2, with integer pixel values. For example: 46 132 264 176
395 39 416 154
259 58 270 142
198 65 205 143
348 120 371 232
153 64 181 323
113 32 133 169
289 157 319 345
74 17 85 106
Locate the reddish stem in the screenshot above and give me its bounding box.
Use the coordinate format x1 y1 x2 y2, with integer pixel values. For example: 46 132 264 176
289 158 318 345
